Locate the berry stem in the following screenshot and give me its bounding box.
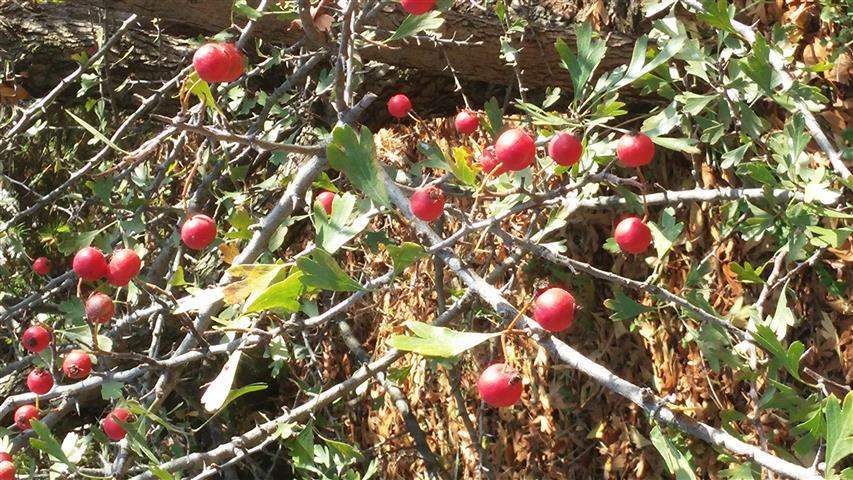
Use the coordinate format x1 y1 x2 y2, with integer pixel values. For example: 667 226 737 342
500 296 534 362
636 167 650 222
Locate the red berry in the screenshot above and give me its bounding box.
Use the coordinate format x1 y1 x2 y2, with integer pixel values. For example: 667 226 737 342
400 0 436 15
0 460 14 480
21 325 50 353
26 369 54 395
32 257 51 276
614 216 653 254
454 110 479 135
181 214 217 250
616 132 655 167
102 408 132 441
85 292 115 324
0 452 12 463
548 132 583 167
387 94 412 119
494 128 536 171
72 247 108 281
410 186 445 222
477 363 523 408
106 248 141 287
193 43 244 83
532 287 576 332
62 350 93 380
315 191 336 215
478 146 507 177
13 404 39 430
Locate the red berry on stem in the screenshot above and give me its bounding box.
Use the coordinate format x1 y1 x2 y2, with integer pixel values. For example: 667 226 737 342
0 460 14 480
193 43 244 83
410 186 445 222
387 94 412 119
614 216 652 254
315 191 336 215
478 146 507 177
181 214 217 250
454 110 479 135
533 287 576 332
32 257 51 276
495 128 536 171
21 325 50 353
616 132 655 167
477 363 523 407
26 369 54 395
14 404 39 430
106 248 141 287
220 43 245 82
548 132 583 167
62 350 93 380
102 408 132 441
400 0 436 15
73 246 108 281
85 292 115 324
0 452 12 463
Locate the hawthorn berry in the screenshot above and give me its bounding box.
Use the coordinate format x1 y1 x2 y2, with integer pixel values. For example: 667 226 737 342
478 146 506 177
219 43 245 82
106 248 141 287
32 257 51 276
454 110 479 135
410 185 445 222
477 363 523 407
62 350 93 380
0 460 13 480
387 94 412 119
548 132 583 167
21 325 50 353
616 132 655 167
0 453 11 463
494 128 536 171
533 287 576 332
85 292 115 324
193 43 244 83
102 408 132 441
614 216 652 254
26 368 54 395
400 0 436 15
181 214 217 250
315 191 336 215
72 246 108 281
13 404 39 430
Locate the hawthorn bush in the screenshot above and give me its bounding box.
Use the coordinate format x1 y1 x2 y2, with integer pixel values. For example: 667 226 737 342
0 0 852 478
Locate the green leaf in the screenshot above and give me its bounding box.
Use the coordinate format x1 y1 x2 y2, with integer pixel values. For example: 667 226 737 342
387 320 501 358
751 324 803 381
65 110 129 154
314 192 371 253
385 242 427 276
448 146 479 186
728 261 765 284
234 0 264 19
615 35 686 88
649 425 697 480
825 392 853 477
245 271 304 313
767 284 797 340
648 207 684 257
808 226 853 248
740 36 774 94
101 380 124 400
56 225 110 255
482 97 504 141
388 11 445 41
29 419 75 471
604 290 654 321
326 125 389 208
555 22 607 102
652 136 701 154
696 0 736 33
675 92 717 115
297 249 365 292
720 143 751 169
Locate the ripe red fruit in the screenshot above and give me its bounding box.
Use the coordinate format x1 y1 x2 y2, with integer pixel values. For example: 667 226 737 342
400 0 436 15
72 246 108 281
477 363 523 407
102 408 132 441
14 404 39 430
478 146 507 177
193 43 244 83
85 292 115 324
26 368 54 395
62 350 93 380
181 214 217 250
495 128 536 171
616 132 655 167
21 325 50 353
614 216 653 254
454 110 479 135
0 452 12 463
387 94 412 119
548 132 583 167
410 186 445 222
315 191 336 215
32 257 51 276
0 460 14 480
106 248 141 287
533 287 576 332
